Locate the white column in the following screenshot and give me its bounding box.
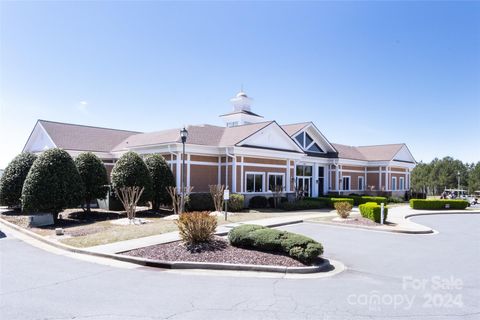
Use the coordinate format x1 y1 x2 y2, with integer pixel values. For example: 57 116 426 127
335 165 339 191
312 164 318 197
187 154 191 188
386 167 389 191
286 159 290 193
240 156 244 193
232 155 237 192
364 167 367 191
217 156 221 185
379 167 382 191
176 152 181 191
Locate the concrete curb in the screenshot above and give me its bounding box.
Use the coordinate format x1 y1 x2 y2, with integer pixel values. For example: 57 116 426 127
0 217 334 274
303 219 434 234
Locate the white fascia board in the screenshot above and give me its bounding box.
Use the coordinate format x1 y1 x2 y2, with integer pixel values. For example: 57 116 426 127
111 143 224 158
337 158 369 166
298 155 334 165
389 160 416 170
64 150 115 159
232 146 304 160
23 122 57 153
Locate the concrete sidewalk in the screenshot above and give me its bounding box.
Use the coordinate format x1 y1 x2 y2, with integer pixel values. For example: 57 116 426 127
87 211 339 254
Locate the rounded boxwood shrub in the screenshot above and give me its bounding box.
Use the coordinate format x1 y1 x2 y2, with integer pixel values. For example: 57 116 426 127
111 151 152 203
21 149 84 221
228 224 265 247
249 196 268 208
0 153 37 208
228 224 323 264
228 193 244 212
145 154 175 210
74 152 109 213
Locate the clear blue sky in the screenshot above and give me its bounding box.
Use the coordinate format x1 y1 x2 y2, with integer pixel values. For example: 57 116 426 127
1 1 479 168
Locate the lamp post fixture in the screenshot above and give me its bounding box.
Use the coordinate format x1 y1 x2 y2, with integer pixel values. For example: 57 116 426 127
180 127 188 214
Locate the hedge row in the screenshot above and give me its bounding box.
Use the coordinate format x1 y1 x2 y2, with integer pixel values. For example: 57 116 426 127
359 202 388 223
318 197 354 208
409 199 469 210
228 224 323 264
187 192 244 212
279 199 326 211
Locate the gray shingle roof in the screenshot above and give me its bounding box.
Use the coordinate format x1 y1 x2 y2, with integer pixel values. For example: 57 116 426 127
281 122 311 136
39 120 139 153
332 143 405 161
112 122 274 151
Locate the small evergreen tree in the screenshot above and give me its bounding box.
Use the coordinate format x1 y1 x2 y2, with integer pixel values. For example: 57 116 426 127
75 152 109 213
145 154 176 210
111 151 152 204
0 153 37 208
21 149 84 222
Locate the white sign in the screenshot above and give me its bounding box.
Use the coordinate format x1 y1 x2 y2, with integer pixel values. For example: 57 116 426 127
223 189 230 200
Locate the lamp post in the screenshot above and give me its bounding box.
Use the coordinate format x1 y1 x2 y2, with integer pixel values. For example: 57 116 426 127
180 127 188 214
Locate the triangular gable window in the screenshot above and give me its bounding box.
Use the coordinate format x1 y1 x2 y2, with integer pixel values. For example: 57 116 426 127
294 131 325 153
295 134 304 147
308 143 324 153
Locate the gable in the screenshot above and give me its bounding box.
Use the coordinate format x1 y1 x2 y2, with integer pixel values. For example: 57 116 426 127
237 122 304 152
23 122 56 153
392 144 416 163
292 123 337 154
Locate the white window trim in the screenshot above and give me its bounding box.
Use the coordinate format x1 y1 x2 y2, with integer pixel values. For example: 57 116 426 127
293 131 326 154
245 171 265 193
399 177 405 190
342 175 351 191
392 177 397 191
267 172 286 192
358 176 364 191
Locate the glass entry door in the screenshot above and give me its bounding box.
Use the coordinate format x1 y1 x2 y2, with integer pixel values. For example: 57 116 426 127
296 177 311 197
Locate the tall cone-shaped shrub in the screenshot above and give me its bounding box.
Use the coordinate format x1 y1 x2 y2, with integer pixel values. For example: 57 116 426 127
0 153 37 208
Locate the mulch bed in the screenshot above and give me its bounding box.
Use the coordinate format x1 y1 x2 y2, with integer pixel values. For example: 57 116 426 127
122 237 311 267
330 215 396 227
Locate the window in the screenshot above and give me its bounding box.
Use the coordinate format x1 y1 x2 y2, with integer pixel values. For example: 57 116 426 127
227 121 239 127
294 132 324 153
399 177 405 190
392 177 397 191
296 165 313 177
246 173 264 193
342 176 351 191
268 174 284 192
358 176 364 191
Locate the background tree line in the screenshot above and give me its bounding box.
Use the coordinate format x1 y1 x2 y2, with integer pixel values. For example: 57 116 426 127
411 157 480 195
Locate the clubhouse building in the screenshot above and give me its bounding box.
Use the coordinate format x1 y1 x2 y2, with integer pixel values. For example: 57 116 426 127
22 91 416 200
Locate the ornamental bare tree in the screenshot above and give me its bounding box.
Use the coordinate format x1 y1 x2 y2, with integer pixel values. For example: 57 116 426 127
209 184 225 212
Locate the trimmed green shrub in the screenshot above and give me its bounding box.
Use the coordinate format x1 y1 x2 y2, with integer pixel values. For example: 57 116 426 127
359 196 387 205
249 196 268 208
228 224 265 247
228 224 323 264
280 199 326 211
21 149 84 221
359 202 388 223
145 154 176 210
187 193 215 211
0 153 37 208
228 193 244 212
387 196 405 203
111 151 152 203
409 199 469 210
318 197 354 208
74 152 109 213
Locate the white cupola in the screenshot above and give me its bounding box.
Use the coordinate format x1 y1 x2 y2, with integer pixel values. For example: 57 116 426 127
220 90 264 127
